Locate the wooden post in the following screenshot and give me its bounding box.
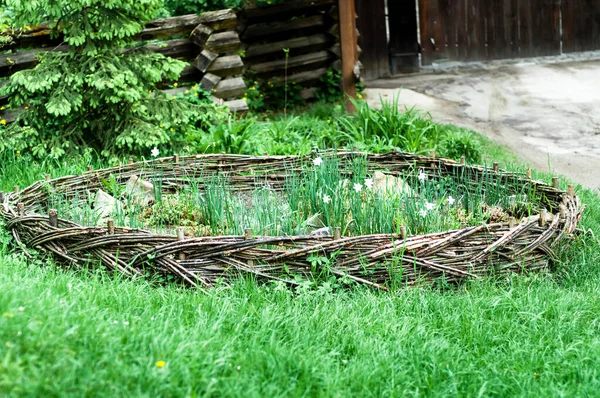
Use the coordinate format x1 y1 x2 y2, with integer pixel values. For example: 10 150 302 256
338 0 357 113
244 228 252 240
400 225 407 240
173 154 179 164
460 156 465 165
13 186 19 194
539 209 547 227
45 174 51 182
17 203 24 216
177 227 185 261
430 150 436 169
493 162 499 172
87 165 93 172
567 184 575 197
526 169 532 179
333 227 341 240
552 177 559 189
107 219 115 235
49 209 58 228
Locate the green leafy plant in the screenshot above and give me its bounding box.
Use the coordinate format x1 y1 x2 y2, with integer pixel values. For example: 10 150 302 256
0 0 204 159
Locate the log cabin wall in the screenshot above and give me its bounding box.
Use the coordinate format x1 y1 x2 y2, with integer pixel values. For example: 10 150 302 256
238 0 341 101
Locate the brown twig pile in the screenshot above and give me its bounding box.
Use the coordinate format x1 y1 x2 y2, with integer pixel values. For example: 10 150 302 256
0 151 584 291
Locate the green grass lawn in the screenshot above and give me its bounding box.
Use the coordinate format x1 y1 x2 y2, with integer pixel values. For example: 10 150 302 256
1 131 600 396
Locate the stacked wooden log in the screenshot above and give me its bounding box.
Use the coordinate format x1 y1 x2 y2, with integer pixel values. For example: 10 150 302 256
239 0 341 101
188 10 248 113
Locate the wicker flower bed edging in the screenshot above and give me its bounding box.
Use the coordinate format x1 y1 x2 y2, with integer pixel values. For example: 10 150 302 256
0 151 584 291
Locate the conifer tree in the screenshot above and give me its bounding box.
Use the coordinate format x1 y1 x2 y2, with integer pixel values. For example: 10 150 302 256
1 0 199 158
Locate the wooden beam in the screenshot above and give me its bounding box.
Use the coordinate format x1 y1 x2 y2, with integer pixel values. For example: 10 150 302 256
337 0 357 112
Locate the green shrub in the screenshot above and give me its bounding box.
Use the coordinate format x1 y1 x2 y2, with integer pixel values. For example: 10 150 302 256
1 0 206 159
438 128 483 163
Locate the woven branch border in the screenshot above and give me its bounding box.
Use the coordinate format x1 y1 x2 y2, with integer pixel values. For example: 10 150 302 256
0 151 584 291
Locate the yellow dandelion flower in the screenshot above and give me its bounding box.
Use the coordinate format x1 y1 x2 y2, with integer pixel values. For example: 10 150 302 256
156 360 166 368
169 128 175 132
24 105 29 110
0 106 5 110
159 124 164 128
173 83 178 87
3 312 14 318
185 90 190 94
16 150 20 155
327 119 331 123
191 85 197 89
357 94 363 99
0 119 6 125
260 94 263 97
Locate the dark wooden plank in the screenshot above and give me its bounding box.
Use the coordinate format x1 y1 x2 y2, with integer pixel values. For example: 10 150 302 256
388 0 419 73
419 0 435 65
355 0 389 78
242 15 325 40
518 0 534 57
242 0 335 23
250 50 332 75
245 34 331 59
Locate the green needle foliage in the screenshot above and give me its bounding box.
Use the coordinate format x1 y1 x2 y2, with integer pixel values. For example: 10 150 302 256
1 0 200 159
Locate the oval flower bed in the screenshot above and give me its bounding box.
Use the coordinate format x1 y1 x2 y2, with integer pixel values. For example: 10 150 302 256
0 151 584 291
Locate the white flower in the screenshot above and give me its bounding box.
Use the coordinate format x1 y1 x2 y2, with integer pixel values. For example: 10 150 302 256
18 307 24 312
151 147 159 157
418 169 428 182
425 201 435 211
323 194 331 204
353 183 363 193
419 209 428 218
113 320 119 324
313 157 323 166
364 178 373 189
447 196 456 206
123 321 130 326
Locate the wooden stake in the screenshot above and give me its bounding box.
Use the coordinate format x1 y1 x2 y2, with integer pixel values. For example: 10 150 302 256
107 219 115 235
87 165 93 172
552 177 559 189
174 154 179 164
538 209 547 227
508 217 516 229
338 0 357 113
567 184 575 197
128 157 134 165
13 186 19 194
333 227 341 240
430 150 436 168
244 228 252 240
17 203 24 216
460 156 465 165
400 225 407 240
45 174 51 182
493 162 499 172
49 209 58 227
526 169 532 179
177 227 186 261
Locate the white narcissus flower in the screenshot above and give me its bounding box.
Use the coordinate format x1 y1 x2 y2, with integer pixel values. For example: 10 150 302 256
353 183 363 193
447 196 456 206
313 157 323 166
364 178 373 189
419 209 428 218
425 201 435 211
151 147 159 157
418 169 428 182
323 194 331 204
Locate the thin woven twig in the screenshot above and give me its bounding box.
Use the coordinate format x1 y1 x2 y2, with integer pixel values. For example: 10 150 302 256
0 151 584 291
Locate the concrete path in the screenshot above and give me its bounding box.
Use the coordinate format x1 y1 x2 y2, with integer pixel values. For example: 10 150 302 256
365 58 600 191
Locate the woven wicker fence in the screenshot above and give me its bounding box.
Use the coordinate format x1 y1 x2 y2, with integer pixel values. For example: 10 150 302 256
0 152 584 291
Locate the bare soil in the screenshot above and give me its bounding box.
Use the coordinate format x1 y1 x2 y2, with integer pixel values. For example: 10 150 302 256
365 58 600 191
